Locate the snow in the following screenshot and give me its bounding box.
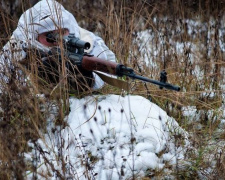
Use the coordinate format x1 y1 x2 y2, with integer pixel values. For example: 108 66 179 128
26 94 189 179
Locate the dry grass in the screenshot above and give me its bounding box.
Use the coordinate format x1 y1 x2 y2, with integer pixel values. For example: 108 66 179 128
0 0 225 179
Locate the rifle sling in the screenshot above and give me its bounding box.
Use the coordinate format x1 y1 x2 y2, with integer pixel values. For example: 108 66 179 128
94 71 129 91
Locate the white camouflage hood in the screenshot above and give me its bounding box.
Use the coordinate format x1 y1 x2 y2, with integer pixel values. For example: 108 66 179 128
13 0 80 42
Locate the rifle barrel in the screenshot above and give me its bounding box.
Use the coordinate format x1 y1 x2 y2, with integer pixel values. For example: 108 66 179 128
81 56 180 91
126 73 180 91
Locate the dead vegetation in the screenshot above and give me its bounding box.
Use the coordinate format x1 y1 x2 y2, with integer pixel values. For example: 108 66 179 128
0 0 225 179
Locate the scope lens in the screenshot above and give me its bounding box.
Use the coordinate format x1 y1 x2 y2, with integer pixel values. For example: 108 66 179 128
84 42 91 50
46 33 56 43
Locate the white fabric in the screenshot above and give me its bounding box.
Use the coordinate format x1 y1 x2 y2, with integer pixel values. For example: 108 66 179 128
0 0 116 90
13 0 80 41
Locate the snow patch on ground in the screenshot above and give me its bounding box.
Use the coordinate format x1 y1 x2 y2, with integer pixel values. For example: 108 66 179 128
26 94 189 179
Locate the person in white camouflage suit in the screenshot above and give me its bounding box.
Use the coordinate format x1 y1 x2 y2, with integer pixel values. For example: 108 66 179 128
0 0 116 92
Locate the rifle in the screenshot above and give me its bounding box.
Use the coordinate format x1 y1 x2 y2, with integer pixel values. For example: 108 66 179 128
45 33 180 91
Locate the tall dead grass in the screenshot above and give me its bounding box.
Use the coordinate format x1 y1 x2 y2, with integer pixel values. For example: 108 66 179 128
0 0 225 179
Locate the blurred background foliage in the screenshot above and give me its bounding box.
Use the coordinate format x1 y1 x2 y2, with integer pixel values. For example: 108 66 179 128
1 0 225 41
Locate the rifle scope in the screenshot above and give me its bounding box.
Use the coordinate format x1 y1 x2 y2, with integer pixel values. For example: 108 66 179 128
46 33 90 50
64 34 90 50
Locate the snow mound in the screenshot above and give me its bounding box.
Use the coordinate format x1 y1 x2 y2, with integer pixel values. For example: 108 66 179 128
26 94 189 179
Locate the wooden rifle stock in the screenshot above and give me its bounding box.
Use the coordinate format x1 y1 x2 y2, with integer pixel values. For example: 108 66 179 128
81 55 119 75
